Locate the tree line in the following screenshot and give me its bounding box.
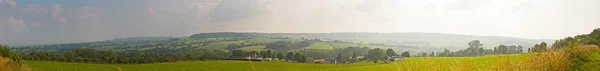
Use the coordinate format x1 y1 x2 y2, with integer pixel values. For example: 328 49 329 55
265 41 314 51
23 48 229 64
421 40 525 57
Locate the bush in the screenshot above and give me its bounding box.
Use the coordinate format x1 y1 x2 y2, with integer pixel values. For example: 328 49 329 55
492 45 599 71
0 57 31 71
564 45 600 70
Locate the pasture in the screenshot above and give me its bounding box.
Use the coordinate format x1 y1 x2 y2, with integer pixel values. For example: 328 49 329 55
25 54 526 71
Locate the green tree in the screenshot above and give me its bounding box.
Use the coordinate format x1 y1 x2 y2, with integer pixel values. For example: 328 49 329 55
351 52 357 61
286 52 295 61
294 53 306 63
540 42 547 52
0 45 23 65
429 52 435 57
367 48 387 60
335 54 343 64
401 51 411 58
442 48 450 57
497 45 507 54
385 49 396 57
276 52 285 60
266 50 273 58
517 45 523 53
467 40 483 56
590 28 600 46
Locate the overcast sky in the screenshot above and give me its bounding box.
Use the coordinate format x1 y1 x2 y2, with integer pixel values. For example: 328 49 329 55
0 0 598 45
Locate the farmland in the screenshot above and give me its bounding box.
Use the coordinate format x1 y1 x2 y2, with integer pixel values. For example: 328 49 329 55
25 54 526 71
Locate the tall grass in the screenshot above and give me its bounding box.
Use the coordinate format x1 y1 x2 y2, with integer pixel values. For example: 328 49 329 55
0 57 31 71
492 45 599 71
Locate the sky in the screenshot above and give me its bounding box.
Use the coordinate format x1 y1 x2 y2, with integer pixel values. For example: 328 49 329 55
0 0 598 45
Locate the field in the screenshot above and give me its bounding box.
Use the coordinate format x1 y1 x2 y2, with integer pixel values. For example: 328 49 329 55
24 54 526 71
237 46 269 51
306 42 334 50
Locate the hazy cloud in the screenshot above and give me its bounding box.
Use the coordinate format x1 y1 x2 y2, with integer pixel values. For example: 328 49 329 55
0 16 28 37
52 4 66 24
0 0 599 45
145 8 159 19
0 0 17 7
0 0 4 6
444 0 489 10
512 2 535 15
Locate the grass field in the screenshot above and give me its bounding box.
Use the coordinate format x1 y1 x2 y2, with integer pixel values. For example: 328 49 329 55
25 54 526 71
199 43 231 49
306 42 334 50
237 46 269 51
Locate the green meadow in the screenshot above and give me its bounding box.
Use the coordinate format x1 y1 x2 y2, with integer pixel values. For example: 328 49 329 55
25 54 526 71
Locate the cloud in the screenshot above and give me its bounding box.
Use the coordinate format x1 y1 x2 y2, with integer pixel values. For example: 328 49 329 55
145 8 159 19
52 4 62 17
6 17 25 26
511 2 535 15
209 0 269 23
0 0 17 7
0 16 28 34
444 0 489 10
0 0 598 45
355 0 383 12
52 4 66 24
64 6 103 25
19 4 50 16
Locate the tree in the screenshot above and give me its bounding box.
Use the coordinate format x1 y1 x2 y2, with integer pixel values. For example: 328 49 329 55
260 51 267 58
231 50 248 58
336 54 343 64
351 52 357 61
442 48 450 57
429 52 435 57
420 52 427 57
540 42 547 52
276 52 285 60
532 42 548 52
0 45 11 58
467 40 483 56
497 45 507 54
401 51 411 58
385 49 396 57
589 28 600 47
533 44 540 52
367 48 387 60
294 53 306 63
286 52 295 61
517 45 523 53
266 50 273 58
0 45 23 65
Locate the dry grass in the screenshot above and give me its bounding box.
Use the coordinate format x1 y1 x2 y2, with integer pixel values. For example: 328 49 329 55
491 45 599 71
0 57 31 71
494 50 570 71
117 66 123 71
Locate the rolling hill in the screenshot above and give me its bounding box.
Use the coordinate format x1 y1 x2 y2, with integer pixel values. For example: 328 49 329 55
12 32 554 53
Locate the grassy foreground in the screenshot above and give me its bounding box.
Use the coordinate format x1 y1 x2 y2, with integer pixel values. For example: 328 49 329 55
25 54 526 71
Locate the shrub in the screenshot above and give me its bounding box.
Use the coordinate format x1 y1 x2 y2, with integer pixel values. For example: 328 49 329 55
0 57 31 71
492 45 599 71
564 45 600 70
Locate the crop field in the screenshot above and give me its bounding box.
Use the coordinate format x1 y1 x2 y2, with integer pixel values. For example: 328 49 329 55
24 54 526 71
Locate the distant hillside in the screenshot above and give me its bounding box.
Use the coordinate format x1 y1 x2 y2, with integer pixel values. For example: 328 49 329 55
14 33 553 52
189 32 555 50
13 37 174 49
